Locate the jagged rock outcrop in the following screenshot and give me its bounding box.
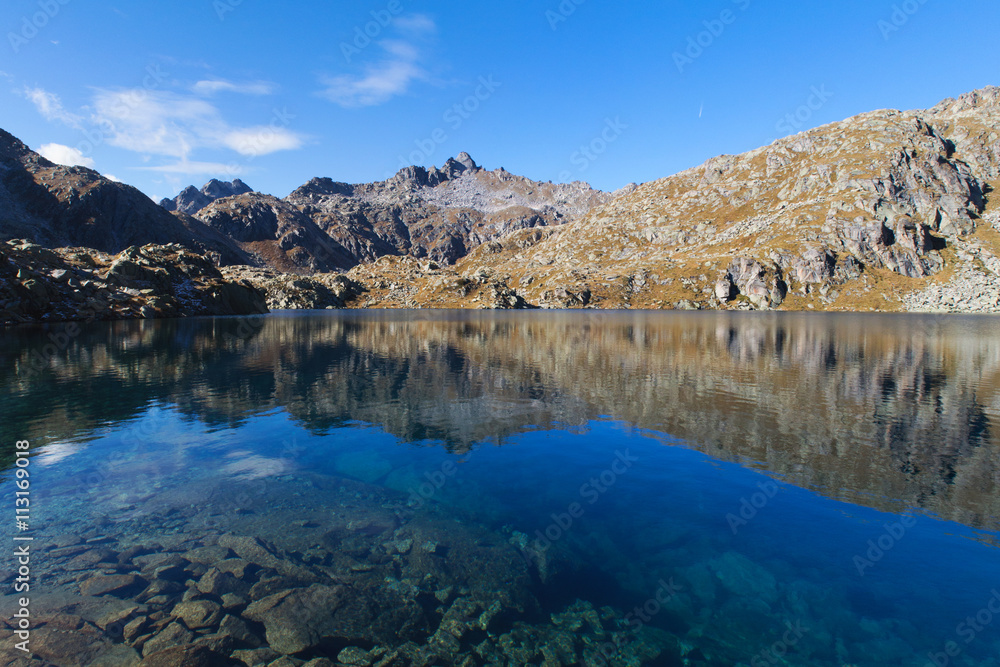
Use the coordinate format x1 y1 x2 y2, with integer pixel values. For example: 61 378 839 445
220 266 363 310
0 240 267 325
159 178 253 215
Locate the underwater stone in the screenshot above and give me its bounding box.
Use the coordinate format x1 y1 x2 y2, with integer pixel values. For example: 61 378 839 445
264 657 299 667
184 546 233 565
141 621 195 657
172 599 223 630
80 573 146 597
336 451 394 483
138 644 227 666
381 536 413 555
152 564 189 583
29 625 107 667
95 605 141 632
708 551 778 603
337 646 372 665
123 616 150 643
216 534 316 581
215 558 255 579
219 593 248 612
248 575 312 601
197 568 249 597
216 613 260 647
243 584 375 655
231 648 282 666
191 633 235 656
433 586 454 604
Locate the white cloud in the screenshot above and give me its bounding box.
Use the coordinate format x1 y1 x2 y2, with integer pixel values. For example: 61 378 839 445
319 16 435 108
90 88 305 163
23 83 304 178
192 79 277 96
91 89 225 158
393 14 436 34
37 143 96 168
320 45 424 107
104 173 122 182
223 126 304 156
22 87 83 128
135 159 245 176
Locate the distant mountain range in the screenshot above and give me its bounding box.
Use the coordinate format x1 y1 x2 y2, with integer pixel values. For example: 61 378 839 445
159 152 621 273
3 85 1000 318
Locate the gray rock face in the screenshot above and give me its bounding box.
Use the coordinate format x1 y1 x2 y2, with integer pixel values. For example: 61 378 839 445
720 257 787 309
160 179 254 215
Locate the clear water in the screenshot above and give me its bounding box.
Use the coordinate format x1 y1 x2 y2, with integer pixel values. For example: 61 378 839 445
2 311 1000 666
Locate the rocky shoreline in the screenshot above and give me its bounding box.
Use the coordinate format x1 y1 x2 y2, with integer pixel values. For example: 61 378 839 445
1 241 267 326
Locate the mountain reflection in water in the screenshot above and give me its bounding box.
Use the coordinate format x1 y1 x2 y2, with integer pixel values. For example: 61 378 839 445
5 310 1000 666
4 310 998 533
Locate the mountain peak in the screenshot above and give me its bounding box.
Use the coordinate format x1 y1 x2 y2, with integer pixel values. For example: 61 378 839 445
454 152 478 171
160 178 255 215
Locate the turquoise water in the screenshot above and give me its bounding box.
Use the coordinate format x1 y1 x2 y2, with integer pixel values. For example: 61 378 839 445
2 311 1000 666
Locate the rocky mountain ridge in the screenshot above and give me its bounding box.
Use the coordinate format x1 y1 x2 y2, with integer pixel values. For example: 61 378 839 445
185 151 618 271
259 86 995 314
159 178 253 215
4 86 1000 321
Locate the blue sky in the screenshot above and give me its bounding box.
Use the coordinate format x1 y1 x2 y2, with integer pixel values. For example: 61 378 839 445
1 1 998 203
